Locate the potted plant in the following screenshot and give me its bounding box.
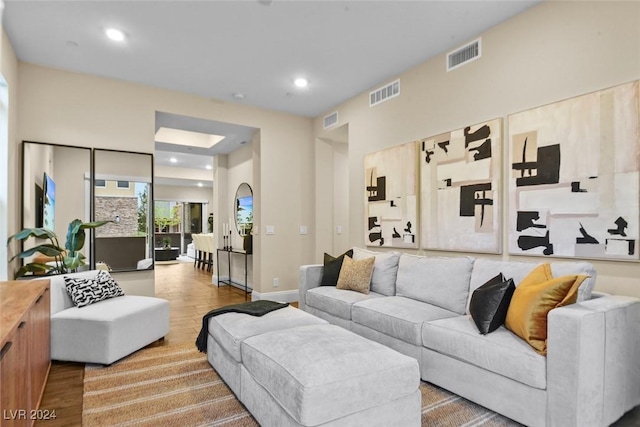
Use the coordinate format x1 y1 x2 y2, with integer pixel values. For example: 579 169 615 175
161 237 171 249
7 218 110 279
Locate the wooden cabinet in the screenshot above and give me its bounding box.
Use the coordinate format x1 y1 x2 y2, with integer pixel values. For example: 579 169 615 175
0 280 51 427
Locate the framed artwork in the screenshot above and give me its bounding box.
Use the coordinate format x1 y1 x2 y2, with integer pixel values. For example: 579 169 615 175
364 141 418 248
508 80 639 261
419 118 502 253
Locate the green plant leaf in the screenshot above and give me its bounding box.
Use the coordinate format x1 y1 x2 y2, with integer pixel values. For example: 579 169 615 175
14 263 54 279
9 243 64 262
66 219 111 252
7 228 55 246
64 252 85 270
79 220 112 229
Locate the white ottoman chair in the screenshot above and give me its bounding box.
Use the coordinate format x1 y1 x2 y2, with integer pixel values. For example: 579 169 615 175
49 270 170 365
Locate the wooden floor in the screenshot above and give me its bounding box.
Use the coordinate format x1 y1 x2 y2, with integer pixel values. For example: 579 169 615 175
36 261 249 427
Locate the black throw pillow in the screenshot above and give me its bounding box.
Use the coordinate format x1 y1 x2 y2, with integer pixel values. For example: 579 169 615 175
320 249 353 286
469 273 516 334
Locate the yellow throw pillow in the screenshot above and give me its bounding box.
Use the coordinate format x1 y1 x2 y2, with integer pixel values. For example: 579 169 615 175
336 255 375 294
505 264 588 355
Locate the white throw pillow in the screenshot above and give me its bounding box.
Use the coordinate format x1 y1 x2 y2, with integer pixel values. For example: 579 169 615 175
352 247 401 296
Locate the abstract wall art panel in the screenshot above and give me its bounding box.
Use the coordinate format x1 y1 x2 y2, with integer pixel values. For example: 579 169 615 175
420 118 502 253
508 80 639 261
364 141 418 248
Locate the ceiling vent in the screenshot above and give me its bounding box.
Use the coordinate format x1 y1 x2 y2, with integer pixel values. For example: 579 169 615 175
447 38 481 72
323 111 339 129
370 79 400 107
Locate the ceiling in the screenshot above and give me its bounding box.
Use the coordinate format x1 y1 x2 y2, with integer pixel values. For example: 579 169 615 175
3 0 540 118
3 0 540 185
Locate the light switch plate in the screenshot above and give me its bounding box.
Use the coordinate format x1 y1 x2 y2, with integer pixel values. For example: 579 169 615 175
336 225 343 235
266 225 275 235
300 225 308 235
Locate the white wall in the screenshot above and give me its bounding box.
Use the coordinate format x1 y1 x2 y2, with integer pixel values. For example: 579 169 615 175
1 28 18 280
313 1 640 297
15 63 314 295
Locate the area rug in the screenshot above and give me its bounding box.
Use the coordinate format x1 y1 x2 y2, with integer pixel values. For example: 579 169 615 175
83 344 521 427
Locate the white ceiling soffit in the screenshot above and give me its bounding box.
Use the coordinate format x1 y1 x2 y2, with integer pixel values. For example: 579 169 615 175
155 177 213 189
3 1 541 118
154 150 213 170
155 127 225 150
155 112 257 156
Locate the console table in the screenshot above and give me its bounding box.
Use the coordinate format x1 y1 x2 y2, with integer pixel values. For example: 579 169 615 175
216 249 251 300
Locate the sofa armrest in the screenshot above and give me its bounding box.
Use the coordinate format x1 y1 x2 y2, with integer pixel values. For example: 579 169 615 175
298 264 323 311
547 295 640 427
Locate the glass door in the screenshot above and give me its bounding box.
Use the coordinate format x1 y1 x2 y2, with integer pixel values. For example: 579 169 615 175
183 202 203 254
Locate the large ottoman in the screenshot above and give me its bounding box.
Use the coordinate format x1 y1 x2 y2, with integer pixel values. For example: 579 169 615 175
240 324 421 426
206 305 328 396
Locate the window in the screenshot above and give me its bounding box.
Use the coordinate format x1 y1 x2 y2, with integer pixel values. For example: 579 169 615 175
0 75 8 280
117 181 130 189
95 179 106 188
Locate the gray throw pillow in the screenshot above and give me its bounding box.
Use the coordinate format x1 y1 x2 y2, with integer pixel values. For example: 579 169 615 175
352 247 401 296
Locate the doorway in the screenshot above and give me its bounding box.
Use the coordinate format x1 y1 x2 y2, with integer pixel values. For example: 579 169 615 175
154 200 206 255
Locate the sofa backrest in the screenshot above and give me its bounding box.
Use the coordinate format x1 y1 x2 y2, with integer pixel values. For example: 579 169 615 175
467 258 597 313
49 270 100 315
396 253 475 315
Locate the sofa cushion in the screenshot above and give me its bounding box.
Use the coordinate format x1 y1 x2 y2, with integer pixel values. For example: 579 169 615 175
396 254 474 314
305 286 384 320
353 247 401 296
321 249 353 286
352 296 458 346
505 269 587 355
422 316 547 389
241 324 419 426
468 259 596 312
207 306 327 363
469 274 515 334
336 255 375 294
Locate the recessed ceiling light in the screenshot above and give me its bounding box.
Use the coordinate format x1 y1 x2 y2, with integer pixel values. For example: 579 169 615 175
197 182 203 187
205 165 212 170
169 157 177 163
105 28 126 42
232 92 245 100
294 78 308 88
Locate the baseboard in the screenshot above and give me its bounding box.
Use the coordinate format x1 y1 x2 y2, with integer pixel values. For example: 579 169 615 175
211 276 297 302
251 289 299 303
211 275 253 292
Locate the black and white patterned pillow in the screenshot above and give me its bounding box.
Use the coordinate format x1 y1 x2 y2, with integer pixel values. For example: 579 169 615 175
95 270 125 298
64 271 125 308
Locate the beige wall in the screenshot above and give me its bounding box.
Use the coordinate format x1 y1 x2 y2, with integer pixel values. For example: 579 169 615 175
15 63 314 295
222 141 254 288
1 28 18 280
313 1 640 297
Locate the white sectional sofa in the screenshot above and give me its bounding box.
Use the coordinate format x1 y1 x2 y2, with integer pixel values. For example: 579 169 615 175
299 249 640 427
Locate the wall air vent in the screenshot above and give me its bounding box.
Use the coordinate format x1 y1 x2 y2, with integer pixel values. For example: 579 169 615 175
369 79 400 107
447 38 481 72
323 111 339 129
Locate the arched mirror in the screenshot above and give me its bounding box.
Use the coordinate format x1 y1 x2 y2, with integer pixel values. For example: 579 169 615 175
235 183 253 237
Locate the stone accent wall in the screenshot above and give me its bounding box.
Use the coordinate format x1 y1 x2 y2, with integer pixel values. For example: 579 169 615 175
95 196 139 237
